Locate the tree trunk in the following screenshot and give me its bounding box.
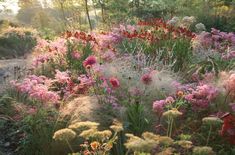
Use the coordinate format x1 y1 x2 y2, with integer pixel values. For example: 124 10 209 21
85 0 92 31
98 0 106 23
59 1 67 27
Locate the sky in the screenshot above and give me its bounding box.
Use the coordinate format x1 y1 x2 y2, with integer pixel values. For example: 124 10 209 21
0 0 20 14
0 0 52 15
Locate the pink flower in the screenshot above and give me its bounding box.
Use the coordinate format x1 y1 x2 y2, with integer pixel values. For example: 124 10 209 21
101 50 115 62
153 100 166 113
55 70 70 83
83 55 97 68
141 73 152 85
165 96 175 104
184 84 218 110
72 51 81 59
109 77 120 88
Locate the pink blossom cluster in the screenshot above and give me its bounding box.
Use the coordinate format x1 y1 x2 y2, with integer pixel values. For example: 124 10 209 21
32 53 52 68
193 28 235 54
55 70 70 83
152 96 175 114
184 84 218 109
11 75 60 103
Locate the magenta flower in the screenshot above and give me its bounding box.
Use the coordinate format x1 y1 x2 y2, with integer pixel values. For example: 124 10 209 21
141 73 152 85
83 55 97 68
109 77 120 88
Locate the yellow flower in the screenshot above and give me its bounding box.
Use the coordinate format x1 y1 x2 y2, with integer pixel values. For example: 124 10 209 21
163 108 182 118
53 128 76 141
110 119 123 132
79 128 97 139
156 147 175 155
202 117 223 126
158 136 174 146
176 140 193 149
68 121 99 131
193 146 215 155
94 130 113 139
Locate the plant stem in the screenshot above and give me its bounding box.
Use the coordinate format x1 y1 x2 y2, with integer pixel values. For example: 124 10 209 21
66 140 74 153
206 125 212 146
169 117 174 137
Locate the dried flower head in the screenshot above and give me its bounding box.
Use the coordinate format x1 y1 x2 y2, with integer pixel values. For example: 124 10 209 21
202 117 223 126
53 128 76 141
110 119 123 132
193 146 215 155
176 140 193 149
163 108 182 118
68 121 99 131
93 130 113 140
158 136 174 146
79 128 97 139
124 133 158 152
157 147 175 155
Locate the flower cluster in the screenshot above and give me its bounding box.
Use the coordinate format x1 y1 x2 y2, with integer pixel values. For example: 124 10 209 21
184 84 218 109
11 75 60 103
152 96 175 114
192 28 235 58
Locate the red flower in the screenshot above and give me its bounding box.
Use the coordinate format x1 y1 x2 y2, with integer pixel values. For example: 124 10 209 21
109 77 120 88
83 56 97 68
141 73 152 85
220 113 235 145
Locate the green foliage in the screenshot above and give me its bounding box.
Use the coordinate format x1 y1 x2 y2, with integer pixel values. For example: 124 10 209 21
0 27 37 59
66 41 93 73
126 103 150 136
18 108 68 155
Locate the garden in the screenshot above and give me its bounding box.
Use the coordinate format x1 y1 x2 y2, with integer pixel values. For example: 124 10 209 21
0 0 235 155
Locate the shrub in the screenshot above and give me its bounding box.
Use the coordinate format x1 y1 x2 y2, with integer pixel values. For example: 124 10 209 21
0 27 38 59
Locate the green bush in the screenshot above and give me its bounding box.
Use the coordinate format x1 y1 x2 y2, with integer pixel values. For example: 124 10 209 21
0 27 38 59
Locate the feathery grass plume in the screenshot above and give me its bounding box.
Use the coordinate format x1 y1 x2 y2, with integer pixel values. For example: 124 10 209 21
202 117 223 126
53 128 76 141
176 140 193 149
193 146 215 155
110 119 123 132
163 108 182 118
68 121 99 131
